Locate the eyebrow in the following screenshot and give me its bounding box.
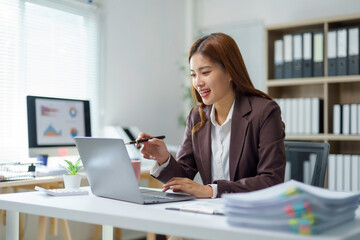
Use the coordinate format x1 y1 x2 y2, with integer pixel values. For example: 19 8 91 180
190 66 212 72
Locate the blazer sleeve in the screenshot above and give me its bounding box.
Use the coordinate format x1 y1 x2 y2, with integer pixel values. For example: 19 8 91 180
213 100 286 197
154 108 199 183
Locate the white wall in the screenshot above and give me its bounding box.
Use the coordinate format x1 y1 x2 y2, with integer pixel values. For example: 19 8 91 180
101 0 360 146
101 0 187 145
195 0 360 27
191 0 360 97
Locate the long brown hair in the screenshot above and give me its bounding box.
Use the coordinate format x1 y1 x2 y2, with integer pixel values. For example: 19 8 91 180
189 33 272 135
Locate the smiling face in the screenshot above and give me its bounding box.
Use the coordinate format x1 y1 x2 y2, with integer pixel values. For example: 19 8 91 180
190 53 235 107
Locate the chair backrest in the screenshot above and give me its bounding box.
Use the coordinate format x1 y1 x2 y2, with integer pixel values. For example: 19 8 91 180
284 141 330 187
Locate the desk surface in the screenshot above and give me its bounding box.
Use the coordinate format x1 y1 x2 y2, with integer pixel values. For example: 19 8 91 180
0 189 359 240
0 159 154 188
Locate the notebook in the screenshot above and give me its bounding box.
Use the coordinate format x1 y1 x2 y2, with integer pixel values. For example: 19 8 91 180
74 137 195 204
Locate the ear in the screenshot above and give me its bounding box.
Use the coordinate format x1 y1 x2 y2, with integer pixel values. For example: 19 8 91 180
226 71 232 82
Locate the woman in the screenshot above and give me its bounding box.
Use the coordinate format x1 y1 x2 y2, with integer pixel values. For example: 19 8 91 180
138 33 286 198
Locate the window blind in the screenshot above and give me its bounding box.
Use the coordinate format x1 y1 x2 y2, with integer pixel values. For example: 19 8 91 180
0 0 99 162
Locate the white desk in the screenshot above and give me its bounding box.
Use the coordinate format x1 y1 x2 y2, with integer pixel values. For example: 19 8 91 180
0 189 360 240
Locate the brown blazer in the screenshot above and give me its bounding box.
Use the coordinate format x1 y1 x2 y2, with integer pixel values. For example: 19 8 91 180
155 94 286 197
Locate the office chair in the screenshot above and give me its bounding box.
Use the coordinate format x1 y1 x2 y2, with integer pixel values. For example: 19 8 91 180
284 141 329 187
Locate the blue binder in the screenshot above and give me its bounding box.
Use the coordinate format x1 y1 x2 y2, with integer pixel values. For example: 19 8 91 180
303 32 313 77
327 30 337 76
313 32 324 77
336 28 348 76
348 27 359 75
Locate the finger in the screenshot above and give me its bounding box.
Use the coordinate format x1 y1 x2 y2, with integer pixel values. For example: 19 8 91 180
169 184 185 192
136 132 153 141
172 189 182 192
164 179 185 189
163 179 179 187
149 138 162 144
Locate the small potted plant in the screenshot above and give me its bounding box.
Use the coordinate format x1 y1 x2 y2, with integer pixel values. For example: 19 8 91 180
60 158 83 190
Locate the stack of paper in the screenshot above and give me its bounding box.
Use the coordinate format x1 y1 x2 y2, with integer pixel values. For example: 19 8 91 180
222 180 360 235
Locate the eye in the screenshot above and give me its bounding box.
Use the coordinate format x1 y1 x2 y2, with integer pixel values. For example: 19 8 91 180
190 73 196 77
202 71 210 75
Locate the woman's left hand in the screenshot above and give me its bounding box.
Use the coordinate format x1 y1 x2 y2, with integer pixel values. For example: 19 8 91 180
162 177 213 198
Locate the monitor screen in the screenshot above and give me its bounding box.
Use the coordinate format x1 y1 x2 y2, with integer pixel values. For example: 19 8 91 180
27 96 91 157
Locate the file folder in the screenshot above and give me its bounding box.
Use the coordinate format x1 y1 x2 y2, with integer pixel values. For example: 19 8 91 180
284 34 293 78
348 27 360 75
303 32 313 77
274 39 284 79
328 155 336 191
293 34 303 78
311 98 324 134
337 28 348 76
351 104 358 135
304 98 312 134
351 155 359 192
336 154 344 191
333 104 342 135
342 104 350 134
344 155 351 192
327 30 337 76
313 32 324 77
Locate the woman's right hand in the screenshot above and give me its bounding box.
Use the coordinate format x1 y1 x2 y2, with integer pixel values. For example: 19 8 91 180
136 132 170 166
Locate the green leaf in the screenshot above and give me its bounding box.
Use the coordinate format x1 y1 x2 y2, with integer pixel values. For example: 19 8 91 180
59 158 83 175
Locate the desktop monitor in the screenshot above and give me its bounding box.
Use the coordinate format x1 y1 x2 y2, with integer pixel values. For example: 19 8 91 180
27 95 91 157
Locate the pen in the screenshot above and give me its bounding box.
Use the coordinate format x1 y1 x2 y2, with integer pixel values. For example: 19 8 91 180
125 135 165 145
165 207 224 216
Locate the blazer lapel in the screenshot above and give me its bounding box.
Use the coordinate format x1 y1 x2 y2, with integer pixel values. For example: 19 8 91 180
229 95 251 181
196 108 212 184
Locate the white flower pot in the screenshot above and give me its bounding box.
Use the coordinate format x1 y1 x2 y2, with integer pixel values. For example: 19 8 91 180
63 174 81 190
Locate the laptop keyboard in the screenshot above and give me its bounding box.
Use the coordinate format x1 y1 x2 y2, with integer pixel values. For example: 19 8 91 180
142 193 174 201
140 188 195 204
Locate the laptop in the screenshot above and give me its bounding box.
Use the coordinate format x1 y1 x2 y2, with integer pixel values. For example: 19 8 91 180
74 137 195 204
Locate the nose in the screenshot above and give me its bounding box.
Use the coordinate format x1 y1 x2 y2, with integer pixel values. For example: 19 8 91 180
193 75 203 89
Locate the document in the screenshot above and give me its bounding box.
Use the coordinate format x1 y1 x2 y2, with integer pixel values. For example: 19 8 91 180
165 198 225 215
223 180 360 235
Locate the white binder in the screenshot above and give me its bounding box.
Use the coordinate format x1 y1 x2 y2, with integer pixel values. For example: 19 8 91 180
327 31 337 58
328 154 336 191
336 154 344 191
350 104 358 135
274 40 284 63
337 28 348 75
304 98 312 134
351 155 359 192
349 28 359 56
327 30 337 75
333 104 342 134
342 104 350 135
344 155 352 192
337 29 348 58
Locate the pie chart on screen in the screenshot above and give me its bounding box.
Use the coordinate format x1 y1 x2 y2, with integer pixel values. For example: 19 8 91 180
69 107 77 118
70 128 78 137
